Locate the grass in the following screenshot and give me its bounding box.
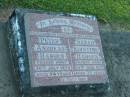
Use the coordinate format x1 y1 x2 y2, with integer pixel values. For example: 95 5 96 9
0 0 130 30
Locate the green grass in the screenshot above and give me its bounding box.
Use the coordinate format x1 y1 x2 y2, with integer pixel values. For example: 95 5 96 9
1 0 130 29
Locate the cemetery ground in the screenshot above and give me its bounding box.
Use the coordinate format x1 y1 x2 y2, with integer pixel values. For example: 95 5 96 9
0 1 130 97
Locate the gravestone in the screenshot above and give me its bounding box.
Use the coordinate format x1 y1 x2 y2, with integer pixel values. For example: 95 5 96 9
8 9 109 97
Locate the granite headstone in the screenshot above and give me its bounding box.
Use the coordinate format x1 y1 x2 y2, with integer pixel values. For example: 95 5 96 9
8 9 109 97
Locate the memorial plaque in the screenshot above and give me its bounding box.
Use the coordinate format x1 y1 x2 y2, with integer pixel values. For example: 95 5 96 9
24 13 109 87
8 9 109 96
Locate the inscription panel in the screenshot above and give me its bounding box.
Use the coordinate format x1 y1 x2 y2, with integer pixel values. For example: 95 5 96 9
24 13 108 87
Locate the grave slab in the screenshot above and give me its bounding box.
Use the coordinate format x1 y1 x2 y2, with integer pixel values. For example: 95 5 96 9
8 9 109 97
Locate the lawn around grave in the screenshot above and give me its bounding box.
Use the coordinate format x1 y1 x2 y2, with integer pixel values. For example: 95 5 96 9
1 0 130 30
